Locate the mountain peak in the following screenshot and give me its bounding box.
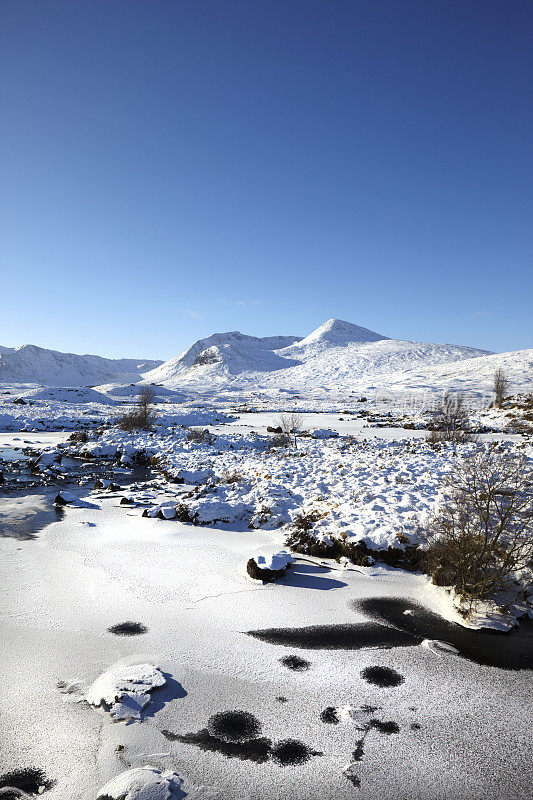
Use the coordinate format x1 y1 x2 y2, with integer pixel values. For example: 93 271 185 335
294 318 388 347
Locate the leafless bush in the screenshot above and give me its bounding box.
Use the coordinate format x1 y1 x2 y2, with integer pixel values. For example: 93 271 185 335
275 413 304 448
427 392 473 444
268 432 290 449
186 427 214 444
218 471 242 484
493 368 509 408
422 448 533 606
117 385 155 431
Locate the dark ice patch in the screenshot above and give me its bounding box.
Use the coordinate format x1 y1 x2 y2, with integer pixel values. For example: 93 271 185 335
207 710 261 743
162 728 272 763
360 665 404 688
271 739 320 766
107 621 148 636
320 706 339 724
352 740 365 761
354 597 533 670
0 767 53 795
247 622 420 650
280 655 311 671
370 719 400 735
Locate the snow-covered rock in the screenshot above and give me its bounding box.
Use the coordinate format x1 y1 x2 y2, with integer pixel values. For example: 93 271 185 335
54 491 99 509
311 428 339 439
85 662 166 721
96 767 184 800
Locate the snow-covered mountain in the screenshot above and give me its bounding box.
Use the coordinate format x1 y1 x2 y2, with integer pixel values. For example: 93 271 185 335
145 330 301 385
143 318 506 393
3 321 530 396
0 344 162 386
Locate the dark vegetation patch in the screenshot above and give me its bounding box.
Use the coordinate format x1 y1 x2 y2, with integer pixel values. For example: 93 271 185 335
320 706 339 724
162 728 273 763
355 597 533 670
247 622 420 650
207 710 261 743
360 666 404 688
271 739 320 766
107 621 148 636
0 767 53 795
280 655 311 671
286 529 421 570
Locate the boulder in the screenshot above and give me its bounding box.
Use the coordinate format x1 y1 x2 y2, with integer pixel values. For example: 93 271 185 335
247 550 293 583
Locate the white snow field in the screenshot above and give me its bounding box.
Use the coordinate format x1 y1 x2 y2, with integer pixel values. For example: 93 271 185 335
1 499 532 800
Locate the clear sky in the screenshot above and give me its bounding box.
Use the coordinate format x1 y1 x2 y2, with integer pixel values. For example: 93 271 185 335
1 0 531 360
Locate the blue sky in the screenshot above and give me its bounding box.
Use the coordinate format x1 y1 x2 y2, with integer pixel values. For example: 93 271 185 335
1 0 531 359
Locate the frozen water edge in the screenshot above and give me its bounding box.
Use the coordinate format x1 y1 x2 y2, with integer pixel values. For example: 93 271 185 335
0 499 532 800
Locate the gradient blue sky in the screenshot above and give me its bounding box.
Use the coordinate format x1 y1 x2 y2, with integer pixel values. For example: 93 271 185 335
1 0 531 359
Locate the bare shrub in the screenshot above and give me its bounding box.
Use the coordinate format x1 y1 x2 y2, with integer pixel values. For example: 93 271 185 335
118 385 155 431
426 392 473 444
218 471 242 484
268 432 290 449
275 413 304 448
186 427 214 444
493 368 509 408
422 448 533 606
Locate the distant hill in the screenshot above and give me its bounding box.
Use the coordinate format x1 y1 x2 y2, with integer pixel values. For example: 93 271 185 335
0 344 162 386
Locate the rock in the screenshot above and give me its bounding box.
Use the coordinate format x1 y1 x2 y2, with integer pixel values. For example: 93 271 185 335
93 478 120 491
53 491 98 509
247 550 293 583
12 397 27 405
86 662 166 721
96 766 184 800
267 426 283 434
311 429 339 439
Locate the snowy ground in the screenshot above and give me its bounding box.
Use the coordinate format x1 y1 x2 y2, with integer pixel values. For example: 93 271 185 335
1 499 532 800
1 391 532 799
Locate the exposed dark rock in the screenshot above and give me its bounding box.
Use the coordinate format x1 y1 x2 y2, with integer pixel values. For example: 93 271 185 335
246 558 288 583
